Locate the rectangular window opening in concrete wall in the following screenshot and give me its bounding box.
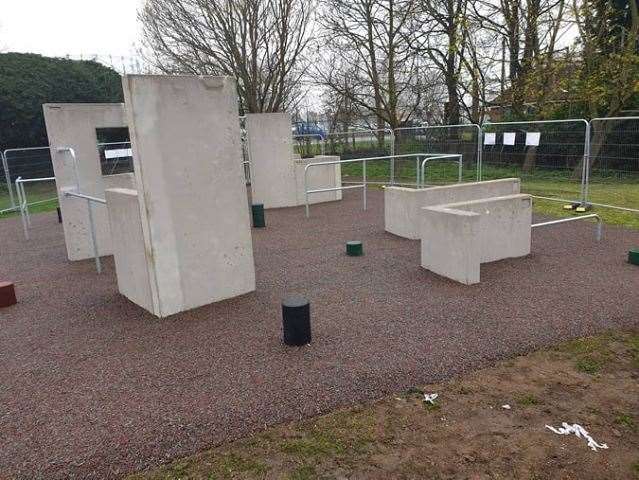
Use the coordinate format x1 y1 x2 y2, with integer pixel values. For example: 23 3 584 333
96 127 133 176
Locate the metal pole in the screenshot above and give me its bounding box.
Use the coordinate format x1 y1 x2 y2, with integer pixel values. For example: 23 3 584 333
2 151 16 210
58 147 102 274
476 124 483 181
531 213 602 241
389 128 395 186
16 178 29 240
363 159 367 211
304 164 310 218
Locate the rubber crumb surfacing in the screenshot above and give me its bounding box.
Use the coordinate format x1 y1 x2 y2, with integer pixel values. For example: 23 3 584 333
0 189 638 479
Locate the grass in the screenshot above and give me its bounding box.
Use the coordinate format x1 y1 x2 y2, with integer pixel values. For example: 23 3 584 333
0 182 58 217
128 331 639 480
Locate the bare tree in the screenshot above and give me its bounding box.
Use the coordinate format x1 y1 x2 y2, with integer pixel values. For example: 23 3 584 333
471 0 569 115
139 0 314 113
314 0 438 130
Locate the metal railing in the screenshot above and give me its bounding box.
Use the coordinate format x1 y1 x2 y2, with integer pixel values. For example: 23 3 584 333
15 176 56 239
420 154 463 187
532 213 603 241
304 153 437 217
2 146 55 213
395 124 481 182
57 147 103 273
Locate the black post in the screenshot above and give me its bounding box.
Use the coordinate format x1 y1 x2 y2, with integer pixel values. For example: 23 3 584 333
251 203 265 228
56 207 62 223
282 296 311 346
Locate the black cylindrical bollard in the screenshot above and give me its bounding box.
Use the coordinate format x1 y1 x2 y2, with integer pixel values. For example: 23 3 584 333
56 206 62 223
346 241 363 256
282 296 311 346
252 203 265 228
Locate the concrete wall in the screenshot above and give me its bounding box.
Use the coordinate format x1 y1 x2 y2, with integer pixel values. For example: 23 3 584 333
122 75 255 317
246 113 297 208
43 103 128 260
105 188 154 312
420 194 532 284
294 155 342 205
384 178 521 239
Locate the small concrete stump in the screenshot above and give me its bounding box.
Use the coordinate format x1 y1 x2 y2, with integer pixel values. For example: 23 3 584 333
346 241 363 256
282 296 311 346
629 248 639 266
252 203 265 228
0 282 17 308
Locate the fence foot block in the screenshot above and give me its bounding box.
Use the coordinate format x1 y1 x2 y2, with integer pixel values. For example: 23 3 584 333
0 282 17 308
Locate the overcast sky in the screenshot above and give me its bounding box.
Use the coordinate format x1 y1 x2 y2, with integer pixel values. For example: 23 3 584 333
0 0 143 58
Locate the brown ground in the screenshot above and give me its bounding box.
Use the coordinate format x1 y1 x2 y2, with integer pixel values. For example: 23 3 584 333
128 331 639 480
1 189 638 479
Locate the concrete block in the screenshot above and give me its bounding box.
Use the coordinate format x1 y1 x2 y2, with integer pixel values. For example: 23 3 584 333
0 281 17 308
122 75 255 317
43 103 129 261
420 194 532 284
384 178 521 239
294 155 342 205
105 188 154 313
246 113 297 208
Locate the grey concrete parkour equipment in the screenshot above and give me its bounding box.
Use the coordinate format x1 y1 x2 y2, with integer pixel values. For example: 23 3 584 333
43 104 135 261
383 178 521 240
105 75 256 318
246 113 341 208
420 194 532 284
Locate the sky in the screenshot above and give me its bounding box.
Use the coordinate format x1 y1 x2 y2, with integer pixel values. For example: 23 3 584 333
0 0 143 58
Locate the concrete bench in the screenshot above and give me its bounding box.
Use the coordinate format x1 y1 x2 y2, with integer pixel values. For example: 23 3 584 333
420 194 532 284
384 178 521 239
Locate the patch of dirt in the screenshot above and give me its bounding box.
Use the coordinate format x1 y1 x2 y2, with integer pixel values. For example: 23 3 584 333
129 331 639 480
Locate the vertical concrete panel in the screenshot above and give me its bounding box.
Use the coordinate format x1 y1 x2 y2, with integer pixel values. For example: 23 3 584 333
123 75 255 317
43 103 127 260
246 113 297 208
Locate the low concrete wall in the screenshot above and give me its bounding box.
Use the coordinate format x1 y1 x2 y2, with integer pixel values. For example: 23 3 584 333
420 194 532 284
294 155 342 205
105 188 153 312
384 178 521 239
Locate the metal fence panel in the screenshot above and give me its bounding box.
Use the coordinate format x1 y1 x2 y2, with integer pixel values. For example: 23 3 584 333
323 129 394 184
1 147 58 214
395 125 480 184
481 120 588 204
97 141 134 176
587 117 639 214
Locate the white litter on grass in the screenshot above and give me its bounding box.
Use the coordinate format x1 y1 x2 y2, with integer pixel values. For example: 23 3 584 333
545 422 609 451
502 404 511 410
423 393 438 405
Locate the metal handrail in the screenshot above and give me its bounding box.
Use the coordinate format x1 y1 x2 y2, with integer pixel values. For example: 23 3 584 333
303 152 430 218
532 213 602 241
420 154 463 187
57 147 102 274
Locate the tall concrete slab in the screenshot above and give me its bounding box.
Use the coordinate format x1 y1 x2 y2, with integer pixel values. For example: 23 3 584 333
246 113 297 208
43 103 128 260
121 75 255 317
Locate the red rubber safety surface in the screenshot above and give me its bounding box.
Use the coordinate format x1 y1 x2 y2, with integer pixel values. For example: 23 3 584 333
0 189 638 479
